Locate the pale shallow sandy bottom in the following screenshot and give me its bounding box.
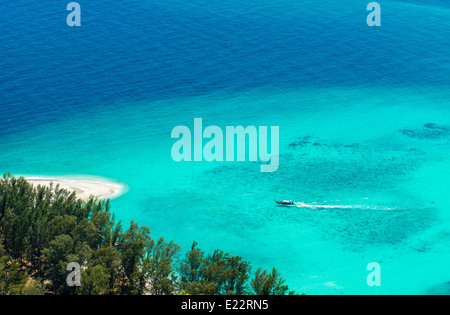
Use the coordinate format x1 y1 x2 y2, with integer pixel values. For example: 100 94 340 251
24 176 127 201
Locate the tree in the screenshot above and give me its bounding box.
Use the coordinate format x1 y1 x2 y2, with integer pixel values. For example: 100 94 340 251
178 241 207 294
250 267 291 295
90 245 122 294
117 221 151 295
178 242 251 295
78 265 110 295
0 242 29 295
144 237 181 295
42 234 76 294
202 249 251 295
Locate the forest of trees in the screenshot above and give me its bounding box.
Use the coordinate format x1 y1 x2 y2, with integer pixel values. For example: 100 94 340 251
0 173 296 295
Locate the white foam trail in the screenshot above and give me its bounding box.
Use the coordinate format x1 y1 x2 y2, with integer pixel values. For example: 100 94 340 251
294 202 395 211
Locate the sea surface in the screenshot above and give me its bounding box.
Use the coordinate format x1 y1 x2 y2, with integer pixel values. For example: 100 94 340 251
1 0 450 294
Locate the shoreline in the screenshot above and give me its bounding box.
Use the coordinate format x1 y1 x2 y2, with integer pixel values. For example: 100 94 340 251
23 175 127 201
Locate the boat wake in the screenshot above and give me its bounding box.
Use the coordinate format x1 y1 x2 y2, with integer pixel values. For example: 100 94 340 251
293 202 395 211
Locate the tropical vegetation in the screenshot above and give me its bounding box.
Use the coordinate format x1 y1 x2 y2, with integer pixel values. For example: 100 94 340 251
0 173 295 295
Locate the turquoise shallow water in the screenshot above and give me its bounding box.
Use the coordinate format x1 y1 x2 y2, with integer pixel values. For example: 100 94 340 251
3 86 450 294
1 0 450 294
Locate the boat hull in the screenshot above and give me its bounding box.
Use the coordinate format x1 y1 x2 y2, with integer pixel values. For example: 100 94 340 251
275 200 294 206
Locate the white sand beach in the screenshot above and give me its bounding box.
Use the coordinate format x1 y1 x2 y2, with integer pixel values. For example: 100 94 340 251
24 176 127 201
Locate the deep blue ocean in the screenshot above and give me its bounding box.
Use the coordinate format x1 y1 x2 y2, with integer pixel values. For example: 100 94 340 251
1 0 450 294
